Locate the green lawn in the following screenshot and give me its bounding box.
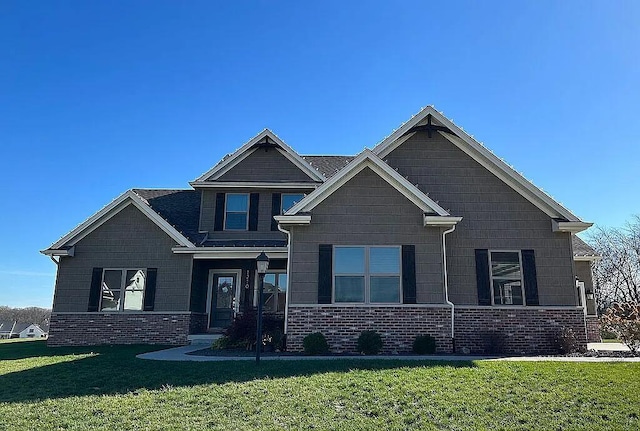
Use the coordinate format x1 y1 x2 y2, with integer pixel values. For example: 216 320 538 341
0 341 638 430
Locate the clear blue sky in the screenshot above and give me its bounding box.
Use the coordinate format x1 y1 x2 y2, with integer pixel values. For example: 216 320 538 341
1 1 638 308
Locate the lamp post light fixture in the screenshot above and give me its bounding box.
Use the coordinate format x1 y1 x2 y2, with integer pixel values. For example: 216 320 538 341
255 251 270 364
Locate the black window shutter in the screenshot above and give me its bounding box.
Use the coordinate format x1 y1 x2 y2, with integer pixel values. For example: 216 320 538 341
402 245 417 304
475 249 491 306
214 193 225 231
521 250 539 306
144 268 158 311
87 268 103 312
249 193 260 231
271 193 282 231
318 244 333 304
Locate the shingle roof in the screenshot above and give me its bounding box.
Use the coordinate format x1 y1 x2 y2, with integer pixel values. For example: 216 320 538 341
132 189 205 245
13 323 33 334
573 235 598 257
302 155 354 178
0 321 15 334
200 239 287 248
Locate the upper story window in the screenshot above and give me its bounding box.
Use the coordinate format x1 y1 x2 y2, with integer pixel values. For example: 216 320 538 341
224 193 249 230
281 193 304 213
334 246 401 304
100 269 146 311
489 251 524 305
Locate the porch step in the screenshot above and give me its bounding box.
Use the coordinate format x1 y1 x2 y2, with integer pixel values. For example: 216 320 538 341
187 334 223 345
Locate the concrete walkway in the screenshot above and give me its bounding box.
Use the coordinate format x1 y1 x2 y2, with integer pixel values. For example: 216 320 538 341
137 343 639 363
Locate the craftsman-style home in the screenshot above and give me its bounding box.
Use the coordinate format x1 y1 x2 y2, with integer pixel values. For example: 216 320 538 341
42 106 600 353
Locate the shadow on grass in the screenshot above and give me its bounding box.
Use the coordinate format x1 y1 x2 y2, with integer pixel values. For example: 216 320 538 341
0 341 476 403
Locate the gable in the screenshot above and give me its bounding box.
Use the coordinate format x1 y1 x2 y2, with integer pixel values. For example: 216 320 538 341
215 147 319 183
373 106 591 228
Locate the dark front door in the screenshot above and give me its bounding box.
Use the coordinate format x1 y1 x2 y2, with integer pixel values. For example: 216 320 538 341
209 273 237 329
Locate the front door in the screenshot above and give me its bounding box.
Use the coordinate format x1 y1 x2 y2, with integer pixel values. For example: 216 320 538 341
209 273 238 329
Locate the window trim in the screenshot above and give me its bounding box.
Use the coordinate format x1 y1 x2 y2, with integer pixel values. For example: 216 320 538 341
488 250 526 307
332 245 403 305
253 270 287 313
281 193 305 214
223 193 250 231
98 268 147 312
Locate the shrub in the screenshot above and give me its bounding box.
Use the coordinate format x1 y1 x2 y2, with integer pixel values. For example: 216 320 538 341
550 327 585 354
413 335 437 355
481 331 506 355
601 302 640 355
303 332 329 355
357 330 383 355
224 310 285 351
211 336 230 350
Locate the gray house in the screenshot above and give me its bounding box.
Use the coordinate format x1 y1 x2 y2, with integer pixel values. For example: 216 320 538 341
42 106 600 353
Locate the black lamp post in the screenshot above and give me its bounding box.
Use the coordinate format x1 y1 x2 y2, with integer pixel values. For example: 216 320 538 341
255 251 270 364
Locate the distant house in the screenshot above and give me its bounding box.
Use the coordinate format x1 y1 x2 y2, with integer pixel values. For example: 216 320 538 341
0 321 16 339
14 323 47 339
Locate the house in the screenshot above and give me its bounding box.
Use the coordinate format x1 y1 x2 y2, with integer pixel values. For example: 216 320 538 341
42 106 600 354
14 323 47 339
0 321 16 339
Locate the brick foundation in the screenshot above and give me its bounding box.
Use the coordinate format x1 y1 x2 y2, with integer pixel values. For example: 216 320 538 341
286 306 587 355
585 315 601 342
47 312 198 346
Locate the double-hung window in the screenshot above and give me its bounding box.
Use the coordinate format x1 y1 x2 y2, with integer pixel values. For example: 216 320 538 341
489 251 524 305
224 193 249 230
254 272 287 313
334 246 401 304
281 193 305 214
100 269 146 311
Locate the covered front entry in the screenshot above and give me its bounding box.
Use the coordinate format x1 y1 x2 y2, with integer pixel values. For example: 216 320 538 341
207 270 241 330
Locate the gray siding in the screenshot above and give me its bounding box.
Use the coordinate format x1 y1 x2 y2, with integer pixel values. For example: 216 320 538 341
289 167 444 304
214 147 319 183
384 131 576 306
199 188 314 238
53 204 193 312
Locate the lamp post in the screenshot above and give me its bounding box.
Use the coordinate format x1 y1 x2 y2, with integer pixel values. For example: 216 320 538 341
255 251 270 364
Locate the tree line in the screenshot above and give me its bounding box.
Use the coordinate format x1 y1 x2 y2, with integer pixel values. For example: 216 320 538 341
0 306 51 330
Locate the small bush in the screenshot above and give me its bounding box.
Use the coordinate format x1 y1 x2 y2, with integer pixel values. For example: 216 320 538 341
601 303 640 355
481 331 506 355
303 332 329 355
413 335 437 354
550 327 585 354
211 336 230 350
357 330 383 355
224 310 285 350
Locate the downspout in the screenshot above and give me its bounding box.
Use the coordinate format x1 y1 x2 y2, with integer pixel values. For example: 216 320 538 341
442 225 456 353
49 256 60 265
277 223 292 337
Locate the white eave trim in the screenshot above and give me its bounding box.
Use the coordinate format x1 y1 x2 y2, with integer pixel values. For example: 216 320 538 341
574 255 601 262
273 215 312 225
423 215 463 227
194 129 326 183
40 246 75 257
189 181 320 189
171 246 288 259
43 190 195 253
552 220 594 233
372 106 584 223
285 149 450 217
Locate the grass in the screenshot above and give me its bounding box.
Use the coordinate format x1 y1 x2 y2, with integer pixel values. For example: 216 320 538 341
0 340 639 430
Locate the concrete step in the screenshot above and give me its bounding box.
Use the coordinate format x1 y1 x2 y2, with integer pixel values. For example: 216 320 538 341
187 334 223 345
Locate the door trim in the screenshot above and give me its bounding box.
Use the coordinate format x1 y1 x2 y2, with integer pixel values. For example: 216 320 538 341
206 269 242 329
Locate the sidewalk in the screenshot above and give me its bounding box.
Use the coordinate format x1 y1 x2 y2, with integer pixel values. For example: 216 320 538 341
137 343 639 362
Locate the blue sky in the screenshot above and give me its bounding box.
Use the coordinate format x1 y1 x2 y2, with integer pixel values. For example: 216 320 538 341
1 1 638 308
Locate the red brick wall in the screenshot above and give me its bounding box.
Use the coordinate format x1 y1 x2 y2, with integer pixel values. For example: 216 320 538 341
47 313 196 346
286 306 587 355
585 315 601 342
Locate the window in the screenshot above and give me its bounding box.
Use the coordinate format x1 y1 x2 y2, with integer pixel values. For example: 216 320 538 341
224 193 249 230
28 328 34 333
489 251 524 305
100 269 146 311
334 246 401 303
254 272 287 313
281 193 305 213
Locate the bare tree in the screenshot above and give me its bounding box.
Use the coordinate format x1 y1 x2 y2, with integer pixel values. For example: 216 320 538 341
0 306 51 330
589 215 640 310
